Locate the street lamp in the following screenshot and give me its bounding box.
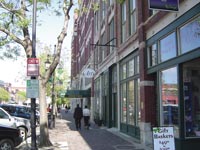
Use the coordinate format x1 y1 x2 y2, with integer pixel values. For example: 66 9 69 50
45 54 51 71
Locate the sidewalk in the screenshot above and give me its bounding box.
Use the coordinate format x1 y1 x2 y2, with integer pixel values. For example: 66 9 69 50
17 109 153 150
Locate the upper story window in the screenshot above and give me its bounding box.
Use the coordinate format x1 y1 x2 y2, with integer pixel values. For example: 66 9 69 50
179 15 200 54
101 0 106 20
121 1 126 43
159 32 177 62
129 0 136 35
94 12 99 35
109 19 115 53
101 32 107 60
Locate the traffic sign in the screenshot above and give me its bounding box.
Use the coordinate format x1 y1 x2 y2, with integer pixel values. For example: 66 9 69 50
27 58 39 76
26 79 39 98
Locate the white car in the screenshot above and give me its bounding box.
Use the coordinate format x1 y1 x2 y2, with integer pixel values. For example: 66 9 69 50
0 107 31 141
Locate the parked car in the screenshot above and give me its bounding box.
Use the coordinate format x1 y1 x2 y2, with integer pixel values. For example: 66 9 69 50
0 125 23 149
0 104 40 125
0 107 30 141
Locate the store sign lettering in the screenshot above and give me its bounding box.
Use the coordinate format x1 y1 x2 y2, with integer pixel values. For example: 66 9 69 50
82 68 95 78
153 127 175 150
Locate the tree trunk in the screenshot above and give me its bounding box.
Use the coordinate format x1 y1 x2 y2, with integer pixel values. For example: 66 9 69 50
38 79 52 147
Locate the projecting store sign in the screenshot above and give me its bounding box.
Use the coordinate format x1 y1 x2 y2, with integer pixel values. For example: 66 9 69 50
149 0 179 12
27 58 39 76
82 68 95 78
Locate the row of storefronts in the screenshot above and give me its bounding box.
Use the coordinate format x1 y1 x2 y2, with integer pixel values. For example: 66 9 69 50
70 1 200 149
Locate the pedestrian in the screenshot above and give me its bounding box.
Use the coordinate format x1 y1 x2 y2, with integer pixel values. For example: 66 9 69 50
73 104 83 130
83 105 90 129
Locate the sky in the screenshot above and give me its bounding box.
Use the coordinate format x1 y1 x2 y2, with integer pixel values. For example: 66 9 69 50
0 1 77 87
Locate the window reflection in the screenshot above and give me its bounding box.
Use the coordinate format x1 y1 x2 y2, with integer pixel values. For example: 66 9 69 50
180 16 200 54
160 67 179 137
160 32 177 62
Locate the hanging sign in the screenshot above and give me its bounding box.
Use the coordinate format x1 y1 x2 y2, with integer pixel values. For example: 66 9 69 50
153 126 175 150
149 0 179 12
82 68 96 78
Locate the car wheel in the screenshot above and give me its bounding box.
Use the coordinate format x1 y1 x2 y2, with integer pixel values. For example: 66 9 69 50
0 139 14 150
18 127 27 141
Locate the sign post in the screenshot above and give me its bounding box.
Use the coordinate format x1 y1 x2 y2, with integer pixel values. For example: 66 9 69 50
153 126 175 150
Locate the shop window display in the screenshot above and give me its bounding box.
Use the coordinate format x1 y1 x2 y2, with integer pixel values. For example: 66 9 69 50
183 59 200 137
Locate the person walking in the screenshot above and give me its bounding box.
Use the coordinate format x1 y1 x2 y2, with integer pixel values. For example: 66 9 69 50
83 105 90 129
73 104 83 130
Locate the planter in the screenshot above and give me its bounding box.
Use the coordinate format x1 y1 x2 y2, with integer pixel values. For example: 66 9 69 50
94 119 103 126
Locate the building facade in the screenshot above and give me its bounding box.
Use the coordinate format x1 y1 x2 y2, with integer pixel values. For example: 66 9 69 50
70 0 200 149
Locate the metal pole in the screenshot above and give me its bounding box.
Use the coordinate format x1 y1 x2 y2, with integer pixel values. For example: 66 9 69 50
51 45 56 128
31 0 37 149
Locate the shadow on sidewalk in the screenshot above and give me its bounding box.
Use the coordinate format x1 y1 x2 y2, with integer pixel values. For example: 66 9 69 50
59 109 142 150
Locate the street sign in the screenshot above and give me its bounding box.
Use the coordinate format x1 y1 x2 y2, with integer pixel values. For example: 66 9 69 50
26 79 39 98
27 58 39 76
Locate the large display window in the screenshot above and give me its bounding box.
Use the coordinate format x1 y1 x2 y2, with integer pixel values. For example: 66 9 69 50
183 58 200 138
160 67 179 137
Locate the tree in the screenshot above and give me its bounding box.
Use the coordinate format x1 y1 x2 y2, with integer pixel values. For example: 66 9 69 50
16 90 26 102
0 87 10 102
0 0 73 147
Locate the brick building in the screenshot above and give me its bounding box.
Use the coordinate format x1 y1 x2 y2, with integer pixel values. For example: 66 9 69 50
70 1 200 149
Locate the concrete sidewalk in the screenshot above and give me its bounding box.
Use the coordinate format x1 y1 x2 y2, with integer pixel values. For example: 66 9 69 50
16 109 153 150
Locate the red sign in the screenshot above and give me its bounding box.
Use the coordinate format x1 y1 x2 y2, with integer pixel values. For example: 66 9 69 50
27 58 39 76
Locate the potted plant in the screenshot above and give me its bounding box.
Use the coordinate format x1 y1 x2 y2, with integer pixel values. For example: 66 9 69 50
94 112 103 126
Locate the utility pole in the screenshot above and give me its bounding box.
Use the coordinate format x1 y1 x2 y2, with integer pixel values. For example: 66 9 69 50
31 0 37 149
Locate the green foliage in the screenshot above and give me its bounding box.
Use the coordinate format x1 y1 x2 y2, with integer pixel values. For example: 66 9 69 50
116 0 125 4
0 87 10 102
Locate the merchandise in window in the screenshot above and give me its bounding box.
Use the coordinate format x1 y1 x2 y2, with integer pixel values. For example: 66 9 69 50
183 58 200 138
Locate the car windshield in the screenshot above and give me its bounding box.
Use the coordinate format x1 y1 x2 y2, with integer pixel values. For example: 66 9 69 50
0 109 9 119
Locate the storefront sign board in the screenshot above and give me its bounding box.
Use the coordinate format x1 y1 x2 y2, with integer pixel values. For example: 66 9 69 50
153 126 175 150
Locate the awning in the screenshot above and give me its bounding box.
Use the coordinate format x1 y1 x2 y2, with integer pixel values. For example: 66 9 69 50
65 89 91 98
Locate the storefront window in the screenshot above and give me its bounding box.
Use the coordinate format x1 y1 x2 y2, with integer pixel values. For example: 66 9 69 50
128 80 134 125
160 67 179 137
160 32 177 62
121 83 127 123
180 16 200 54
183 58 200 138
122 63 126 80
128 59 134 77
135 56 139 74
136 78 140 126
